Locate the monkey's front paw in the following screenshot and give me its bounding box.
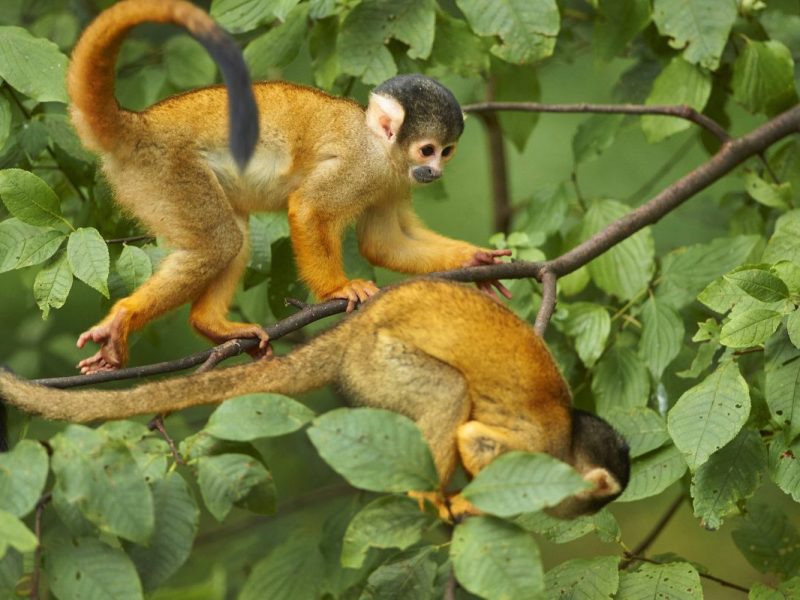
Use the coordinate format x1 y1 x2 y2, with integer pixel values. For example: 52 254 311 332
463 248 513 300
76 325 126 374
326 279 380 312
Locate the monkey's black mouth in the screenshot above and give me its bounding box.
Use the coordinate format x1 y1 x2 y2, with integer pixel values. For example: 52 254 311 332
412 166 441 184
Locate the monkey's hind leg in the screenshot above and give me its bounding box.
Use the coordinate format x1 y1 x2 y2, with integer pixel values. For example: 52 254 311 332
77 169 249 374
188 216 269 354
339 330 471 519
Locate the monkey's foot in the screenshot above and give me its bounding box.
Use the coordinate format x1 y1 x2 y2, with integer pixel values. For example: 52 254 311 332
326 279 380 312
408 491 481 523
76 315 129 374
192 320 272 359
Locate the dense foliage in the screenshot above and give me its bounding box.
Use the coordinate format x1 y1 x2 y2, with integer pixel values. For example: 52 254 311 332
0 0 799 598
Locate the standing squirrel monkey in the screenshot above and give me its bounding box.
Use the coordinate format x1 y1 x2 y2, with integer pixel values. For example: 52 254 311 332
67 0 510 374
0 281 629 519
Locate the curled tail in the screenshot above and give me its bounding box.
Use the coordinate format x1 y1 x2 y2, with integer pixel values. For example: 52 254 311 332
68 0 258 168
0 326 346 424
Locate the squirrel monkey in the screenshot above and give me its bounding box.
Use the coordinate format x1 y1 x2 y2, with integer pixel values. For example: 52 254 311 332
0 280 629 519
65 0 510 374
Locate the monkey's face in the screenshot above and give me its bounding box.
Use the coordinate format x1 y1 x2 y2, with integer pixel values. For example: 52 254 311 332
406 138 458 184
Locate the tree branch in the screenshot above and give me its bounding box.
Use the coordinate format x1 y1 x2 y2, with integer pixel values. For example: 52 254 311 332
463 101 731 143
620 494 684 569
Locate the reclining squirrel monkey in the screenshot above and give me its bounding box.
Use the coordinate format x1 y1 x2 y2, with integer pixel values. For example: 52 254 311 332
0 280 629 519
67 0 510 374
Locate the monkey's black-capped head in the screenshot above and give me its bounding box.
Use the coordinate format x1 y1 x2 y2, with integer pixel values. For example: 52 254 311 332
547 409 630 518
365 74 464 185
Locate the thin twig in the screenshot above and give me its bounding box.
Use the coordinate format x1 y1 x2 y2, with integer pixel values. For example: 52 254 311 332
534 269 558 336
620 494 684 569
463 101 731 143
444 569 457 600
30 492 52 600
147 415 184 465
626 136 696 204
105 235 155 245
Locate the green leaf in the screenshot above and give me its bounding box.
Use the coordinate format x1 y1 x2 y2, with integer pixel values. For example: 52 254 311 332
583 199 655 300
732 502 800 577
248 212 289 273
545 556 620 599
725 267 790 303
0 549 22 598
750 578 800 600
240 537 325 600
0 95 11 149
668 362 751 470
307 408 438 493
676 340 718 379
658 235 760 309
642 57 712 143
652 0 736 70
429 12 490 78
0 168 67 227
573 114 625 164
0 510 37 557
128 473 199 593
765 330 800 441
732 39 798 116
616 561 702 600
196 452 275 521
455 0 559 64
67 227 110 297
50 425 155 544
522 184 570 237
592 346 651 413
338 0 436 84
341 496 434 569
719 308 783 348
359 547 437 599
244 3 310 78
763 210 800 264
690 428 766 530
603 407 669 458
0 218 66 273
0 26 68 102
594 0 651 61
34 253 73 318
205 393 314 441
787 309 800 349
116 244 152 294
561 302 611 368
46 535 144 600
515 509 620 544
617 444 687 502
164 35 216 89
639 297 684 380
744 172 792 209
697 276 750 314
209 0 273 34
768 436 800 503
0 439 48 517
452 516 544 600
462 452 589 517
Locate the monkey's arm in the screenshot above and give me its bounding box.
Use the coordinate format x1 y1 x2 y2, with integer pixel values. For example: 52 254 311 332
356 201 511 295
288 193 379 310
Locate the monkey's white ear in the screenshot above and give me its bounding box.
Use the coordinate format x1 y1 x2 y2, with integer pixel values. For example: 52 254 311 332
580 467 621 499
366 93 405 143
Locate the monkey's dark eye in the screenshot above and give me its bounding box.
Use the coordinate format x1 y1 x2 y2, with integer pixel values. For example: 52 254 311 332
420 145 435 157
442 146 454 157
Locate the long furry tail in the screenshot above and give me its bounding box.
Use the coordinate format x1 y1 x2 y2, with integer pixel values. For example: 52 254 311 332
0 329 344 423
67 0 258 168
